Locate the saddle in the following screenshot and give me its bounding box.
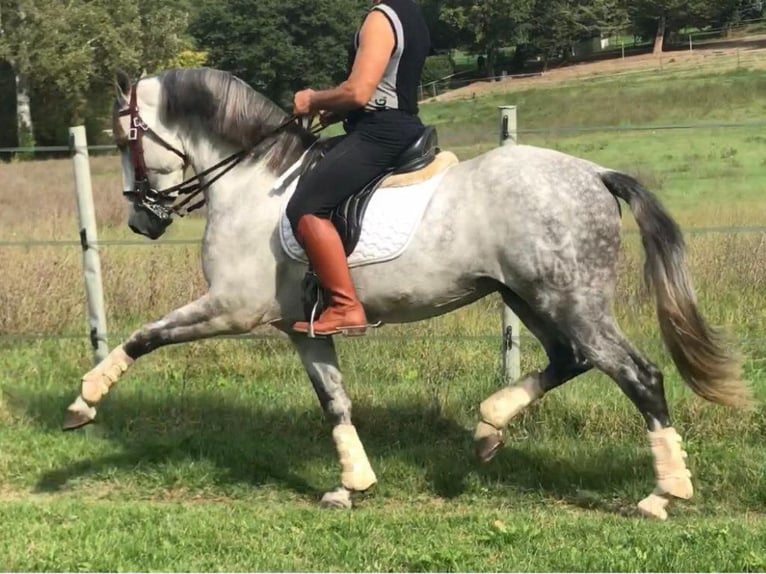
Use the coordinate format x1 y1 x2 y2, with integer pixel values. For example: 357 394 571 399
298 125 451 256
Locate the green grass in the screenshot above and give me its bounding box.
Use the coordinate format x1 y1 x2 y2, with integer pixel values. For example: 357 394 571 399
3 61 766 571
2 337 766 570
423 68 766 148
4 500 766 571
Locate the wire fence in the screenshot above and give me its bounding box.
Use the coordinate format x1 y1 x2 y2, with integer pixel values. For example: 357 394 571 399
3 328 766 346
2 119 765 157
3 331 766 370
1 224 766 249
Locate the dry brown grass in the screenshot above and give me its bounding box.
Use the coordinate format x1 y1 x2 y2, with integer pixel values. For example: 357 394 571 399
0 155 131 239
0 155 208 335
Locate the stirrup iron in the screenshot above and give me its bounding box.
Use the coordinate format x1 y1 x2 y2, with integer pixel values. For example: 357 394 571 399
308 301 320 339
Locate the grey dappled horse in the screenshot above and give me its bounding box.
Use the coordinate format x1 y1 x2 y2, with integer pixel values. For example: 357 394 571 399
63 68 750 519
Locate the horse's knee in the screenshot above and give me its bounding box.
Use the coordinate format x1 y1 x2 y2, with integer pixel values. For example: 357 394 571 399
308 365 352 425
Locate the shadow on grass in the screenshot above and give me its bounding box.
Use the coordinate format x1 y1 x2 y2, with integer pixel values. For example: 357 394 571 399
11 387 661 513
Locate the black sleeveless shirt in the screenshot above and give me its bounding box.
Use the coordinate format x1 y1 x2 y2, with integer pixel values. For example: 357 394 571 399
347 0 431 116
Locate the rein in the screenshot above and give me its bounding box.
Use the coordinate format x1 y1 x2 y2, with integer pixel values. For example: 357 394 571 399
119 82 326 219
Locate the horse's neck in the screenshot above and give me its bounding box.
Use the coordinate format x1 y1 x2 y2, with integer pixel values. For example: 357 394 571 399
188 138 286 244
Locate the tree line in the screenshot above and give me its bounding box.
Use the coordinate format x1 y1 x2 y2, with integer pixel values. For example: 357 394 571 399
0 0 762 148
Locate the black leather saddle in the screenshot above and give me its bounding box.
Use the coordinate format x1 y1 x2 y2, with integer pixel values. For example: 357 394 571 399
297 125 440 256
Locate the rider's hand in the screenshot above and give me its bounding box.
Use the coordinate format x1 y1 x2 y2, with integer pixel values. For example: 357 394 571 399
293 89 316 116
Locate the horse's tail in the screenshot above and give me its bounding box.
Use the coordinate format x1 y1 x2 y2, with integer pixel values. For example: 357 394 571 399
600 170 751 408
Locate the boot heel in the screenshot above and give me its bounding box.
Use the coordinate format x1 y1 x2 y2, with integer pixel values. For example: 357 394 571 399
340 321 383 337
340 326 368 337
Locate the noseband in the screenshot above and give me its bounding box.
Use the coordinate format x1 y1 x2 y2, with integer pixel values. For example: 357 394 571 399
118 80 320 235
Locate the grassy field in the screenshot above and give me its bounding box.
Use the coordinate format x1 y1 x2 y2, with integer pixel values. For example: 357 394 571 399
2 62 766 571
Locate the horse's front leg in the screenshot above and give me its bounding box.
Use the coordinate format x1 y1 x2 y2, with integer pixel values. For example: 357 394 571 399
288 332 377 509
63 294 251 430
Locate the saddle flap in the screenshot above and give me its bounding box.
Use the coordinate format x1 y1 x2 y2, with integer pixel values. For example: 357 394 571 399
331 170 391 256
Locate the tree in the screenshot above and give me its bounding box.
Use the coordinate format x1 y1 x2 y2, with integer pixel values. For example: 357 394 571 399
440 0 534 77
417 0 465 52
0 0 35 147
191 0 368 108
579 0 631 38
710 0 762 28
0 0 193 145
628 0 738 54
527 0 629 67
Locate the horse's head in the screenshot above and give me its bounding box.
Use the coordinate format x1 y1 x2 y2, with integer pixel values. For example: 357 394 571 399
112 68 318 240
112 71 189 240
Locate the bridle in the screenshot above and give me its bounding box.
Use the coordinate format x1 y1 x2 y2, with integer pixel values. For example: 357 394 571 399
117 79 323 230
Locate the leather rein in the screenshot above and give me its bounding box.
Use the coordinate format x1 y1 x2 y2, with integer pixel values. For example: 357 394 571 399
118 81 324 218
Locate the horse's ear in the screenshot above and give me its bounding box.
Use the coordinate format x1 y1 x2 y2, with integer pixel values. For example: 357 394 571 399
115 69 131 104
139 68 148 79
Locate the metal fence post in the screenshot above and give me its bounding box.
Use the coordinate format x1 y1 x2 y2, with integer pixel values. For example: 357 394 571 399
498 106 521 383
69 126 108 364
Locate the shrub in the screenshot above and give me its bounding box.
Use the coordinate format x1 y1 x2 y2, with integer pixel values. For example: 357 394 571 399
421 55 454 86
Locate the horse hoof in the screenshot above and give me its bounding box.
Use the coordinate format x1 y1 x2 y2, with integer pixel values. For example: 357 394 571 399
62 397 96 431
320 488 353 510
475 434 505 464
637 492 669 521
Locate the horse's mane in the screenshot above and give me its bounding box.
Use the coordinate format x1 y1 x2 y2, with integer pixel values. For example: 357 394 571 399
158 68 316 173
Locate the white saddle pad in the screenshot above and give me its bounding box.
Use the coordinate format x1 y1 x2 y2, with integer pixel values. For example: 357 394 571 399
278 164 449 268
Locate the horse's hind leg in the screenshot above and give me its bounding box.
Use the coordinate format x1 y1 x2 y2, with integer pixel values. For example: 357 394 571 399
474 289 592 463
288 332 377 509
567 313 693 520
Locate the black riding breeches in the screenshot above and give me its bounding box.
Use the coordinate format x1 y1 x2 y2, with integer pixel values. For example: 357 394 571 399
286 110 425 234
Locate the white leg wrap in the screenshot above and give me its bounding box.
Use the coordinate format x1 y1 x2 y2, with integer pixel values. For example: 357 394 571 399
648 427 693 500
81 346 134 404
333 424 377 492
479 376 543 430
637 490 670 521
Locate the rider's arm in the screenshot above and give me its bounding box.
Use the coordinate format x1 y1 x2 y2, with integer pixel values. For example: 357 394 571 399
296 10 395 114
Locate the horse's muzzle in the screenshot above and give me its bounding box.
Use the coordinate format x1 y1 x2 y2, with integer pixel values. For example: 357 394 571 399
128 202 173 240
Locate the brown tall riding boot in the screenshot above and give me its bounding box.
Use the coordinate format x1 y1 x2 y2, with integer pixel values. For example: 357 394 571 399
292 215 369 336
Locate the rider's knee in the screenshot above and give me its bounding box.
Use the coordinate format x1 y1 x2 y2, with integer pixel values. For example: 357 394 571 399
286 198 309 234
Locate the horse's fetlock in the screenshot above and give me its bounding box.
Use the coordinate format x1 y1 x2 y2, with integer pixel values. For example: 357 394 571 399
648 426 693 500
80 346 133 404
479 376 543 429
333 424 377 492
657 475 694 500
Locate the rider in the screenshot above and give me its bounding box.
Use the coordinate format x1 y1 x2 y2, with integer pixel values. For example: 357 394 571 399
286 0 431 336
